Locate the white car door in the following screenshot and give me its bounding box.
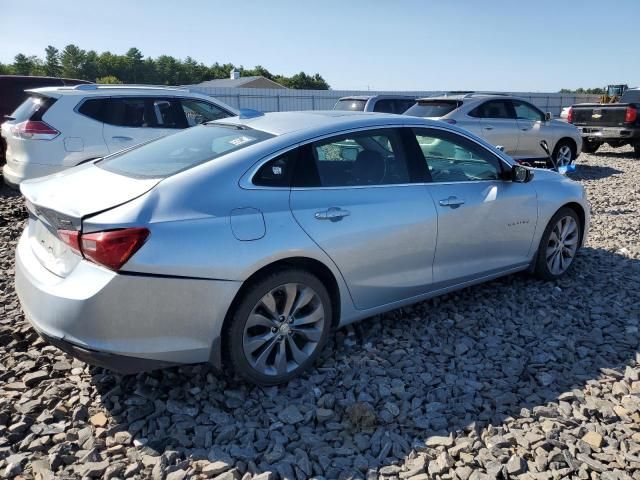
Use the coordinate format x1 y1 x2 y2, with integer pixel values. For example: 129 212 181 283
102 97 182 154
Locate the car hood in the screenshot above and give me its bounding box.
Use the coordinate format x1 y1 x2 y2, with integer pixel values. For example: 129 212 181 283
20 162 160 221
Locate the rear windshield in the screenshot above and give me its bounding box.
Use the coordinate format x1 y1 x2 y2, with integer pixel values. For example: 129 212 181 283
621 90 640 103
98 124 274 179
9 95 56 122
404 100 462 118
334 99 367 111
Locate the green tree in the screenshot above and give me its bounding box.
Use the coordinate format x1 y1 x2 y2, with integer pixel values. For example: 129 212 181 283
126 47 143 83
96 75 122 84
81 50 99 81
44 46 61 77
13 54 42 75
60 44 86 78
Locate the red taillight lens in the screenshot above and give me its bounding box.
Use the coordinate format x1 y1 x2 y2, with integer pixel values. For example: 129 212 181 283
625 106 637 123
80 228 149 271
57 230 81 254
12 120 60 140
567 107 573 123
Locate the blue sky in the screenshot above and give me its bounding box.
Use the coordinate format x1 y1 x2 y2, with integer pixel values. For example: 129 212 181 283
2 0 638 92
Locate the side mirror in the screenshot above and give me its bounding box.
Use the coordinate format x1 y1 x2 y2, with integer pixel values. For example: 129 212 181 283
495 145 505 152
545 112 552 121
512 164 533 183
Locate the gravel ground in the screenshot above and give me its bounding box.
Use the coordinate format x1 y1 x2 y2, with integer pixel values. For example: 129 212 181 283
0 146 639 480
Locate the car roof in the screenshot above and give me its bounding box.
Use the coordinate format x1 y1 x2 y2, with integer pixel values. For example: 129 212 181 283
217 110 443 136
25 84 193 97
415 93 512 102
337 95 417 101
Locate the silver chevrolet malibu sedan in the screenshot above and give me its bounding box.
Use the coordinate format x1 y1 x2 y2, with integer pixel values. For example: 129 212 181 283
15 111 590 385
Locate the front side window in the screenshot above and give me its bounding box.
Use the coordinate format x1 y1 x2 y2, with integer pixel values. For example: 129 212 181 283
181 99 229 126
413 128 502 182
512 100 544 122
99 124 274 179
469 100 513 119
296 129 411 187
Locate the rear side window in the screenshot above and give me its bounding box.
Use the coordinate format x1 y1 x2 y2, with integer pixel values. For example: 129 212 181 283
405 100 461 118
98 124 274 178
334 99 367 111
78 98 109 122
372 99 415 114
10 95 57 122
104 98 153 127
253 150 298 187
469 100 514 119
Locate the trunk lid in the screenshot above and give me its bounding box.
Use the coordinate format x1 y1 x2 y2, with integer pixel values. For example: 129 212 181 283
21 163 160 277
571 103 631 127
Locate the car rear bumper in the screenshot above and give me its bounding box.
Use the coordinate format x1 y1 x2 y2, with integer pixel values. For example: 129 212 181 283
578 126 640 141
15 229 241 373
2 161 64 186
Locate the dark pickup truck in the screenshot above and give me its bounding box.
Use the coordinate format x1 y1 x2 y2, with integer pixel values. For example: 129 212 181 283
568 88 640 156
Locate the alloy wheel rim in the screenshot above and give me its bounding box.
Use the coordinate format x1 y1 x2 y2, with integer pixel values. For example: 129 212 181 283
242 283 324 376
556 145 572 166
546 216 579 275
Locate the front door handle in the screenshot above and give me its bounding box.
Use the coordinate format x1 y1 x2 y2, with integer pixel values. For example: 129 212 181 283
315 207 351 221
112 136 133 141
439 196 465 208
483 126 493 131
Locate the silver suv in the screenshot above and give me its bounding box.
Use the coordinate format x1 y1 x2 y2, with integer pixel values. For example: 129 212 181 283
405 93 582 166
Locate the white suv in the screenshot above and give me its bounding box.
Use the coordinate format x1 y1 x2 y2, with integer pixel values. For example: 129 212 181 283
1 85 237 186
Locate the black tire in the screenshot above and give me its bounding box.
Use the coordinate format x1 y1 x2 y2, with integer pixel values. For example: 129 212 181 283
634 144 640 158
581 141 601 154
226 269 333 386
552 139 576 166
534 207 581 281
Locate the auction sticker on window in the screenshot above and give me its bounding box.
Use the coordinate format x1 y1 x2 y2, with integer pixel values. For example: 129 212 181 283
229 135 256 146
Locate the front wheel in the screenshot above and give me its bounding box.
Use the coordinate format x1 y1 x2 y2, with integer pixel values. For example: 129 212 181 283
553 140 576 167
534 208 581 281
226 269 332 385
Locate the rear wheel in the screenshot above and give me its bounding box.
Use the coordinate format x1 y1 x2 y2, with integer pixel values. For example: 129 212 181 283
534 208 581 280
552 140 576 166
227 269 332 385
581 141 601 154
634 144 640 158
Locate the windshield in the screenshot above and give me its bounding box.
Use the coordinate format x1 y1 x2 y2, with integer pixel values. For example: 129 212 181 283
98 124 274 178
334 99 367 111
405 100 462 118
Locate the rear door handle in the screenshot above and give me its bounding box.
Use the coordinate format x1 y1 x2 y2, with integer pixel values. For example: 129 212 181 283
112 136 133 141
439 196 465 208
483 126 493 131
315 207 351 221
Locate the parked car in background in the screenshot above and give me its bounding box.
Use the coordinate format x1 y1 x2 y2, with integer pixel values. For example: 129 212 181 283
16 111 589 385
333 95 416 114
567 87 640 156
405 93 582 166
0 75 90 164
1 84 237 186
